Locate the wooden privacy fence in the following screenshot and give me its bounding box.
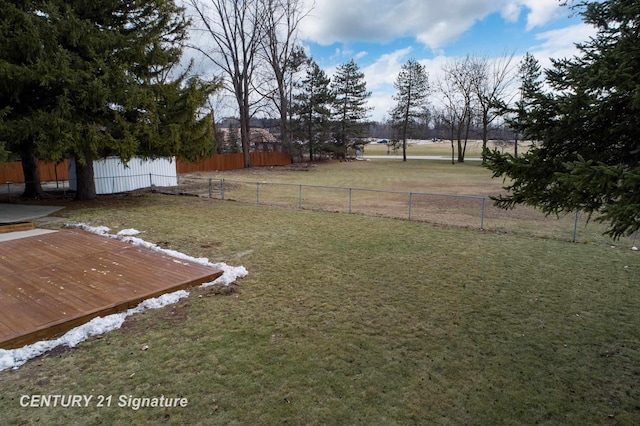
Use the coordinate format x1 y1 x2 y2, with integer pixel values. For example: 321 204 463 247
0 152 292 182
176 152 292 174
0 160 68 182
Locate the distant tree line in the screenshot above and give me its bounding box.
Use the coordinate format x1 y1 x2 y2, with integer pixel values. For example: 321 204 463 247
3 0 636 240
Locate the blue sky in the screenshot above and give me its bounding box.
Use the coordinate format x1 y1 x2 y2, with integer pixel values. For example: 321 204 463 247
185 0 597 122
297 0 596 121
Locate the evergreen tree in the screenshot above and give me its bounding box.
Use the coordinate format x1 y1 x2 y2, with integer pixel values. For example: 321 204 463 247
330 59 371 159
292 60 334 161
485 0 640 239
0 0 62 197
390 59 430 161
0 0 216 200
503 52 542 158
135 68 219 162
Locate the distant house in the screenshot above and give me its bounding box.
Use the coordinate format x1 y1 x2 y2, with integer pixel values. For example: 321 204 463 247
216 127 286 153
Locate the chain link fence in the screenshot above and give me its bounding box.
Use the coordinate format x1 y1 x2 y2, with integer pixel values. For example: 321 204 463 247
2 175 638 248
171 175 637 247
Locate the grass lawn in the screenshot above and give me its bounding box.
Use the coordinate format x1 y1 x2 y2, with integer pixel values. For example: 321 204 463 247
181 159 636 248
1 193 638 425
202 159 504 195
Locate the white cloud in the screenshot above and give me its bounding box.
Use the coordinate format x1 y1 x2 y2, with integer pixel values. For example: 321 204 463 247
301 0 493 49
362 47 413 89
354 51 369 60
530 23 597 69
517 0 567 30
301 0 569 49
501 3 522 23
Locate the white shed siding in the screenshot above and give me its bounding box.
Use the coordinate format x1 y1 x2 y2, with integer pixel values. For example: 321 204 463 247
68 157 178 194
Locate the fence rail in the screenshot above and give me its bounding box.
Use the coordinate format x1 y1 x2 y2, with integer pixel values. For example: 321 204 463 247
1 174 637 248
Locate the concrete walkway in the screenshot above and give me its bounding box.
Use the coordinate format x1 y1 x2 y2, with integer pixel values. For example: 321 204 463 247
0 204 65 224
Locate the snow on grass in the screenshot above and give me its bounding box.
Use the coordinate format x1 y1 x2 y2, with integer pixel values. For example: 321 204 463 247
0 223 248 372
117 228 141 236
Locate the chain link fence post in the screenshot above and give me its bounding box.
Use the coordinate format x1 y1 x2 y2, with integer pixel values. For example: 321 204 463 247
573 211 579 242
408 192 413 220
256 182 260 204
299 184 302 209
481 197 486 230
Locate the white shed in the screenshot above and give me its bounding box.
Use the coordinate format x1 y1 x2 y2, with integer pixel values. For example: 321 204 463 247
68 157 178 195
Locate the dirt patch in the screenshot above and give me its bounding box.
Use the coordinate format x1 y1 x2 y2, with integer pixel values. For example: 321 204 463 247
120 301 192 337
197 283 241 297
278 162 318 171
158 302 192 325
38 344 75 361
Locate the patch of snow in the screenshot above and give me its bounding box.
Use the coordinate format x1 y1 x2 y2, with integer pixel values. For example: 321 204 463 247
83 225 111 236
203 262 249 287
117 228 141 236
1 223 248 371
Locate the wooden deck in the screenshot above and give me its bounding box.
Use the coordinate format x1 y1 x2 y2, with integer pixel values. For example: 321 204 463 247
0 229 222 349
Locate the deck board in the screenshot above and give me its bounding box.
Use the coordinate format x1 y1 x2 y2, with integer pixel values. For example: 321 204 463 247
0 229 222 349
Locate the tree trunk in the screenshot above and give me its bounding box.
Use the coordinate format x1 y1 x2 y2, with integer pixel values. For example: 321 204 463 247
279 83 289 147
481 116 489 163
19 143 47 199
307 118 314 162
450 128 455 165
240 101 252 168
402 138 407 161
402 102 410 162
401 120 408 162
458 109 472 163
75 155 97 200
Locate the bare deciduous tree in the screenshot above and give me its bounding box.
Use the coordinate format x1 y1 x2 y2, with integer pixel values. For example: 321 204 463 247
438 56 477 163
189 0 266 167
259 0 309 147
468 54 517 160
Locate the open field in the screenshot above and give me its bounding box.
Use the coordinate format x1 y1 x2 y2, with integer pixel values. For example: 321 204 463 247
175 159 636 248
1 193 638 425
362 139 531 157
